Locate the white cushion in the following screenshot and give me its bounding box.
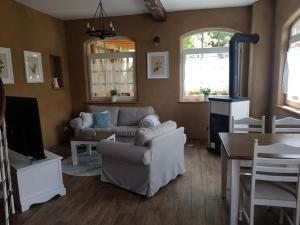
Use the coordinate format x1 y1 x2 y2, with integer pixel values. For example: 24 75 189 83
139 114 161 128
79 112 93 129
134 121 177 146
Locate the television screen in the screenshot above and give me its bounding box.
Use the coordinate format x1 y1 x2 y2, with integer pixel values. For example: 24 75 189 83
5 96 45 160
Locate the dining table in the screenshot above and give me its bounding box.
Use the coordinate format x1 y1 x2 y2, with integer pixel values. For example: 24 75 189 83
219 132 300 225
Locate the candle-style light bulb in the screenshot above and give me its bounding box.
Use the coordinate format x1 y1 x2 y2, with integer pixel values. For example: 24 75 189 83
110 21 115 31
87 22 91 29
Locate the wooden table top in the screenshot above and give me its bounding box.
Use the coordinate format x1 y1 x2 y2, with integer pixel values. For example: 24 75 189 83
72 131 115 142
219 133 300 160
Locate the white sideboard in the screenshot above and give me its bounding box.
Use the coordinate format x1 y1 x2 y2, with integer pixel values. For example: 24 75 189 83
9 150 66 212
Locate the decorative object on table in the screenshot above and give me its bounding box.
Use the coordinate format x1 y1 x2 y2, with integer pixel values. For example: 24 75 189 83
153 36 160 47
52 77 59 89
147 51 169 79
200 88 211 101
85 0 117 40
0 79 15 225
110 89 117 102
0 47 14 84
24 51 44 83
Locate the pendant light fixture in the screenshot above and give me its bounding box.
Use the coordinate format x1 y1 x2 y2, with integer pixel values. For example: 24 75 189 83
86 0 117 39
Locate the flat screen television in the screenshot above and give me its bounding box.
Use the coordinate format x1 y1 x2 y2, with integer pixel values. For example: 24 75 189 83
5 96 46 160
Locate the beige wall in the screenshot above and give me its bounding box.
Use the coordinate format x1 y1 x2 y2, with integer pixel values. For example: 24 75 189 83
0 0 72 148
271 0 300 119
248 0 275 120
65 7 252 139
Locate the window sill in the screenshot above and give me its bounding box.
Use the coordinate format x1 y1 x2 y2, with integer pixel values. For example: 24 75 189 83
276 105 300 116
177 100 209 104
85 100 139 105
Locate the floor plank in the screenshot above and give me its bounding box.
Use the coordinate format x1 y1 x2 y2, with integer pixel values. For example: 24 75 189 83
0 142 290 225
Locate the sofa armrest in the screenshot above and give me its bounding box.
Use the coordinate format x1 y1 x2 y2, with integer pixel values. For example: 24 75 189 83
97 140 151 165
70 117 83 136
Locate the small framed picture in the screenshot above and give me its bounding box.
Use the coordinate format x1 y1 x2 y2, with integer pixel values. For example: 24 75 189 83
147 51 169 79
24 51 44 83
0 47 14 84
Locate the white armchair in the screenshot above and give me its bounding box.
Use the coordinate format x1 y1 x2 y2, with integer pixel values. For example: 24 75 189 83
97 123 186 197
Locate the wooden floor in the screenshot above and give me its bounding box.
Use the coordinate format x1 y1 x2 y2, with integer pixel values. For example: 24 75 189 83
2 142 289 225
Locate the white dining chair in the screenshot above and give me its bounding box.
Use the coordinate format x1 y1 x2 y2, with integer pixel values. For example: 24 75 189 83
239 140 300 225
231 116 266 134
272 116 300 134
231 116 266 172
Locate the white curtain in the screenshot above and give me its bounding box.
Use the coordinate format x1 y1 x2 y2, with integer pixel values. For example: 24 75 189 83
281 52 289 94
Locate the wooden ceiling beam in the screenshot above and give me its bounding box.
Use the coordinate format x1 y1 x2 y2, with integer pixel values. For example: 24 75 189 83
144 0 167 22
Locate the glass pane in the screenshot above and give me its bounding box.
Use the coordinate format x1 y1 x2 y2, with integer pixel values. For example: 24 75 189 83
291 19 300 36
88 37 135 53
287 42 300 103
184 52 229 97
183 31 234 49
90 56 135 98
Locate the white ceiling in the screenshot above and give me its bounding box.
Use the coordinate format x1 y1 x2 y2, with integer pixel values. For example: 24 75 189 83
15 0 258 20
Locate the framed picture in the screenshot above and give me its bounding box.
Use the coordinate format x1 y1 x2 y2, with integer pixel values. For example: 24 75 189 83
147 51 169 79
0 47 14 84
24 51 44 83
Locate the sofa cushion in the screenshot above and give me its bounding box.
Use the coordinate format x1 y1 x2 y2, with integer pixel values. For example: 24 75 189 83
114 126 138 137
81 127 114 134
134 121 177 146
87 105 119 126
79 112 93 129
93 111 112 128
118 106 155 126
139 114 161 128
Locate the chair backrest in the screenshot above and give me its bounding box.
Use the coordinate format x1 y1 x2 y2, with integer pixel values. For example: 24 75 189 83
230 116 265 134
251 140 300 203
272 116 300 134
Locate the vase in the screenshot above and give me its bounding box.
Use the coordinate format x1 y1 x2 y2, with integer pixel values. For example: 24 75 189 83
204 95 209 102
52 77 59 89
111 95 117 102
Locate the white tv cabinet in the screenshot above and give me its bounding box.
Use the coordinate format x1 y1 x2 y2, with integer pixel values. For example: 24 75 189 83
9 150 66 212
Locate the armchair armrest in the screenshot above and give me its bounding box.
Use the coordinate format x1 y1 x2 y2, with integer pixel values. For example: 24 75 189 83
70 117 83 136
97 140 151 165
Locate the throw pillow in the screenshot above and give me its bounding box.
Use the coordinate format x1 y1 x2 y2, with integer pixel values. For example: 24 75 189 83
79 112 93 128
139 114 161 128
93 111 112 128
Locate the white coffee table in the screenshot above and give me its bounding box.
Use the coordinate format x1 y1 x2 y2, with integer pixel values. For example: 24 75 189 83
70 132 115 166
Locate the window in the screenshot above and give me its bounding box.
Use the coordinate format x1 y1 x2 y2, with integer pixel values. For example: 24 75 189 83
285 19 300 108
180 30 234 101
87 37 136 101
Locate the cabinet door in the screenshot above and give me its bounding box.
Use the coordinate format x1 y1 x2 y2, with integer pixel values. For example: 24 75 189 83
210 113 229 152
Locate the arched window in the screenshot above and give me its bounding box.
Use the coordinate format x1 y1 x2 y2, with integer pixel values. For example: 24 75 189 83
285 18 300 108
180 30 234 101
86 36 136 101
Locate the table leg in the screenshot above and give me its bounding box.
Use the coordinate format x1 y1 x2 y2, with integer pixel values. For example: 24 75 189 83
88 144 92 156
221 144 228 199
230 159 240 225
71 142 78 166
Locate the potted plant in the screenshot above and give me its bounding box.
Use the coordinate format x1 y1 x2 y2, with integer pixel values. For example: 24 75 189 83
110 89 117 102
200 88 211 102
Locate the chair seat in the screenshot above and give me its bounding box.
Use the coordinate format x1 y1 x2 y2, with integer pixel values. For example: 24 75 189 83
241 176 297 202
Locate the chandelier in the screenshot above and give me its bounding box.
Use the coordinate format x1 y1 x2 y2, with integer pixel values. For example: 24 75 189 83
86 0 117 40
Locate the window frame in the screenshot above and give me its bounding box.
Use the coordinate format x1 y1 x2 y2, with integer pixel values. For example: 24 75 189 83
180 29 234 102
285 18 300 108
86 37 137 102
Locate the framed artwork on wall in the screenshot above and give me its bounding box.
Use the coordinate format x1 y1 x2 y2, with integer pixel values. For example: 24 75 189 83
0 47 14 84
147 51 169 79
24 51 44 83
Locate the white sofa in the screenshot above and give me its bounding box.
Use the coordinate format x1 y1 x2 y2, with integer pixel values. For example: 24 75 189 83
70 105 158 142
97 121 186 197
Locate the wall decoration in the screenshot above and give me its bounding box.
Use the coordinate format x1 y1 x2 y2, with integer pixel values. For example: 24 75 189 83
147 51 169 79
0 47 14 84
24 51 44 83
